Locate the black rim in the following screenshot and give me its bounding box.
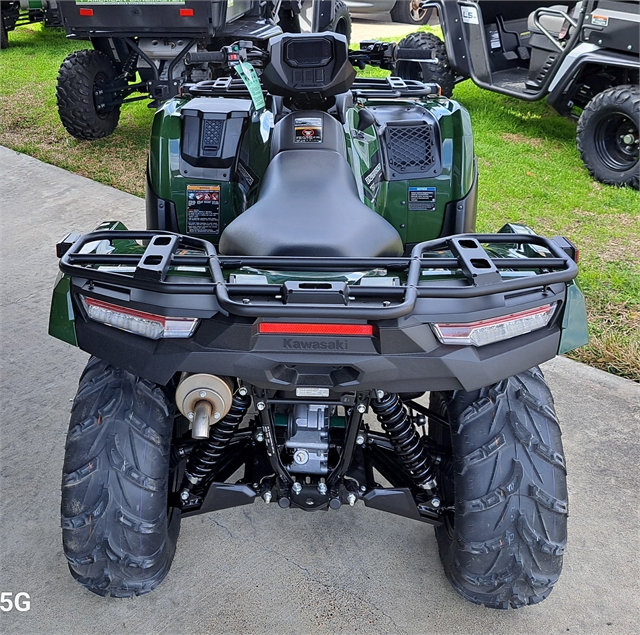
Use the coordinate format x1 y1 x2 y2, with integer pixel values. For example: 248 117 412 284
595 112 639 172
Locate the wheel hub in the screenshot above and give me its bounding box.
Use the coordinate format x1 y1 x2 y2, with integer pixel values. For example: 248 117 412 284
410 0 428 22
596 113 639 171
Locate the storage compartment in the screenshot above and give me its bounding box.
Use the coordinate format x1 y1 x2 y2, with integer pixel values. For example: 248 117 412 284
180 98 252 173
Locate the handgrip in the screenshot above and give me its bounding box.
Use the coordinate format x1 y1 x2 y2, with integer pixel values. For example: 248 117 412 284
185 51 226 65
395 47 434 60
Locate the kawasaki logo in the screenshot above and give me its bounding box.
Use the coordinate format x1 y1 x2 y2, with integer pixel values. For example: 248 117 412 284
283 339 348 351
364 163 382 187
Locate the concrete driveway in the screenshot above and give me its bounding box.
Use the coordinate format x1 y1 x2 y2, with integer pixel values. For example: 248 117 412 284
0 146 638 635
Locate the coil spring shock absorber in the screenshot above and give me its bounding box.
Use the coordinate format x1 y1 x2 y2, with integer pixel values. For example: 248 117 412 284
180 391 251 495
371 392 437 492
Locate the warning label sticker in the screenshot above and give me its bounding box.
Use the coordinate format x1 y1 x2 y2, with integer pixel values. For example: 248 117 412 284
186 185 220 234
408 187 437 211
294 117 323 143
591 14 609 27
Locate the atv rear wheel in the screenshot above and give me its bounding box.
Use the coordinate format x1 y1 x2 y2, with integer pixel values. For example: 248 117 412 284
429 368 567 609
394 31 455 98
57 49 121 140
577 84 640 189
390 1 434 25
61 357 181 597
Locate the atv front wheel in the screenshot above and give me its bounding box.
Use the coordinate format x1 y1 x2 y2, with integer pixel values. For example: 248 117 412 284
390 1 434 25
61 358 181 597
430 368 567 609
394 31 455 98
57 49 122 140
577 84 640 189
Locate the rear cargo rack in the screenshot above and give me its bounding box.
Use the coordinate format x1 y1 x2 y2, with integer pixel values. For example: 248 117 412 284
59 231 577 319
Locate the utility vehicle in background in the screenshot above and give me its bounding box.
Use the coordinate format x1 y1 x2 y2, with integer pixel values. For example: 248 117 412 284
1 0 62 48
54 0 351 140
398 0 639 188
50 31 588 607
346 0 435 25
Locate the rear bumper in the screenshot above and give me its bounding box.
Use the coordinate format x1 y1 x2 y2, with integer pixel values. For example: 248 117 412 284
56 228 580 391
75 308 562 392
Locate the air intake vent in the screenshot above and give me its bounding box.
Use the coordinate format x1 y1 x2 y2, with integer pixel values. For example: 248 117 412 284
202 119 224 153
385 124 437 175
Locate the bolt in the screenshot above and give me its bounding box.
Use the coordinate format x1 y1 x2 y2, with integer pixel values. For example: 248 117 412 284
263 491 272 504
622 134 635 145
431 497 441 508
356 433 366 445
629 45 633 51
242 298 251 304
256 401 266 411
292 482 302 495
254 430 265 442
199 391 207 398
317 482 327 495
238 386 248 396
376 390 385 400
180 490 190 501
188 412 194 420
214 412 221 420
347 492 357 507
360 485 366 492
357 404 366 414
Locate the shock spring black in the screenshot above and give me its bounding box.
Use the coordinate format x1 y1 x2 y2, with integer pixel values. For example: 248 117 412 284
371 392 437 491
181 391 251 494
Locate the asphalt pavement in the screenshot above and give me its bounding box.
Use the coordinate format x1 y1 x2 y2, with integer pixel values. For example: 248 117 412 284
0 146 638 635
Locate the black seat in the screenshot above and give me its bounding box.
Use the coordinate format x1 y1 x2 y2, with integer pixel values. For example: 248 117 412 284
219 149 403 258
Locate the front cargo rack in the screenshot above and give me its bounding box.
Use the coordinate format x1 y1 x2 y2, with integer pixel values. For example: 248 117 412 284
59 231 578 320
184 76 439 101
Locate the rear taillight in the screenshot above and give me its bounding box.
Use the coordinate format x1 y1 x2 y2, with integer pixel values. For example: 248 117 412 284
432 304 556 347
81 297 199 340
258 323 373 336
79 8 93 16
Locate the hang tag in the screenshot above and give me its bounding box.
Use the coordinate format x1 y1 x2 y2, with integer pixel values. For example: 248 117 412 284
234 61 265 111
259 110 274 143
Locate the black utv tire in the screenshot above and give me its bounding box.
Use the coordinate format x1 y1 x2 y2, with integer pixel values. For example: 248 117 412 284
328 0 352 43
57 49 121 140
395 31 455 98
390 1 434 25
577 84 640 189
429 368 567 609
1 19 8 50
61 357 181 597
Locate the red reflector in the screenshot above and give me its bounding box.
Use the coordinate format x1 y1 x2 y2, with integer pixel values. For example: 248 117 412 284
179 8 194 16
79 8 93 16
259 323 373 336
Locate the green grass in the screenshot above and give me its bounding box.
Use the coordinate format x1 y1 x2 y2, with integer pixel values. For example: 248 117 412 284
1 23 639 380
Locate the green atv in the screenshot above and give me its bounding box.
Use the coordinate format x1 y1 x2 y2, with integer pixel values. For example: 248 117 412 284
50 32 588 608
